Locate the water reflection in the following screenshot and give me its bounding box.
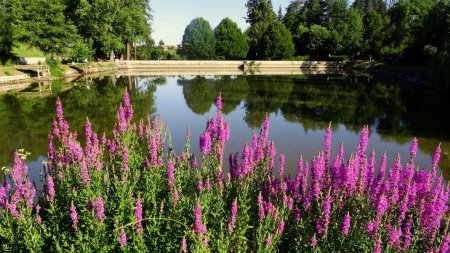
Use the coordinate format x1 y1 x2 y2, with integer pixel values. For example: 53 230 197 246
0 74 449 180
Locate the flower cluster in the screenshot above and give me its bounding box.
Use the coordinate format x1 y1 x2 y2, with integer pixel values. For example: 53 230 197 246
0 92 448 253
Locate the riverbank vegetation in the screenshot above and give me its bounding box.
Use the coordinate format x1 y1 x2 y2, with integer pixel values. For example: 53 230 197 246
0 92 448 252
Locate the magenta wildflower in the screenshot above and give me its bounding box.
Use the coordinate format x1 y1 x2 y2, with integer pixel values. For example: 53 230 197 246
167 160 175 187
36 204 42 225
173 189 179 206
70 202 78 230
122 148 129 171
80 161 90 187
135 198 143 233
294 208 301 221
409 137 418 161
277 220 285 235
432 144 441 169
228 199 238 233
387 225 402 249
119 229 127 246
179 237 188 253
197 180 203 191
47 175 55 202
216 95 222 111
323 125 332 165
257 192 265 220
199 132 212 155
373 237 382 253
341 212 351 236
194 202 206 239
96 196 105 222
311 234 318 247
266 235 272 246
278 154 285 176
260 116 270 146
439 235 450 253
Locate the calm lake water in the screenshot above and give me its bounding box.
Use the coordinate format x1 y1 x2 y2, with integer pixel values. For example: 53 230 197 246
1 74 449 182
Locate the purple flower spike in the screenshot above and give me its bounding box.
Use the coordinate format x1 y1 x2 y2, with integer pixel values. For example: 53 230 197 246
135 198 143 233
194 202 207 239
119 229 127 246
310 234 317 247
70 202 78 230
323 124 332 165
168 160 175 187
373 237 382 253
179 237 188 253
439 235 450 253
47 175 55 202
228 199 238 233
278 154 285 177
96 196 105 222
341 212 351 236
409 137 418 161
432 144 442 169
216 95 222 111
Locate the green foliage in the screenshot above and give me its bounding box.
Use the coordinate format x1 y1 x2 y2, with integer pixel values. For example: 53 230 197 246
70 39 94 63
182 18 216 60
245 0 276 26
260 21 295 60
13 0 78 57
306 25 331 59
363 10 386 57
46 59 65 77
214 18 249 60
0 7 14 64
282 0 303 34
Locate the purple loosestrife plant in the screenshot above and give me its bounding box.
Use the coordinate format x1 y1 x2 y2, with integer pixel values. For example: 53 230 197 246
70 202 78 231
228 199 238 233
341 212 351 236
95 196 105 222
2 93 450 252
135 197 143 234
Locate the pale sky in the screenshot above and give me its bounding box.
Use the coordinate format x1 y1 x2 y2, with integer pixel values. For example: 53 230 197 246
151 0 292 45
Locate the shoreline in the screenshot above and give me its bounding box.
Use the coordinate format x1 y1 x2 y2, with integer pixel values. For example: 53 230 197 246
0 60 345 89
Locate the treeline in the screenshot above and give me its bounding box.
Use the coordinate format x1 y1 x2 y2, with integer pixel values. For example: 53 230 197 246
181 0 450 64
0 0 152 63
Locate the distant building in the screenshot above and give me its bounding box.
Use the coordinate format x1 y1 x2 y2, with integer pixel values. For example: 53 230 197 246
159 44 177 51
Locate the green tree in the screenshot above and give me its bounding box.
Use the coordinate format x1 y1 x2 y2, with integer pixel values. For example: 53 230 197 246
245 0 276 26
283 0 303 34
342 9 364 58
66 0 152 60
214 18 249 59
363 10 386 58
245 0 277 59
0 5 14 64
260 21 295 59
182 17 216 59
14 0 77 57
306 24 331 59
302 0 328 26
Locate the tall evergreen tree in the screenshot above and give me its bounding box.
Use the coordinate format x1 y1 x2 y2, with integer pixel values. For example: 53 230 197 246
283 0 303 34
301 0 328 26
245 0 277 59
0 5 14 63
